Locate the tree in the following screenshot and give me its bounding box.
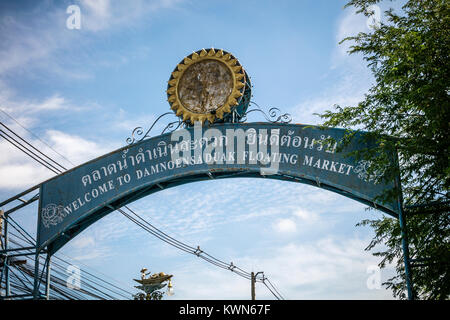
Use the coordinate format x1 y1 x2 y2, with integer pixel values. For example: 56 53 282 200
319 0 449 299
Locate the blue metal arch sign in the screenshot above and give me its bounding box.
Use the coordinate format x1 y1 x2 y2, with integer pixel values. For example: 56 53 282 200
38 122 399 254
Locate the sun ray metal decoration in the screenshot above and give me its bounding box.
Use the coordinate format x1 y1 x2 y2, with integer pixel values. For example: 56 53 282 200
167 48 249 124
126 48 292 146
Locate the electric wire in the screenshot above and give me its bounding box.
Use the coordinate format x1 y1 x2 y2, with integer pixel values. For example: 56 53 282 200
263 281 282 300
0 130 60 174
5 233 125 300
49 259 128 300
120 205 287 300
0 120 136 299
9 245 112 299
0 116 285 300
5 236 78 299
56 251 135 295
120 205 198 252
119 205 290 300
121 205 268 282
122 205 259 278
3 217 35 246
0 122 67 171
14 233 132 299
0 109 74 168
52 255 134 297
0 131 280 299
3 235 84 299
6 215 35 245
265 278 285 300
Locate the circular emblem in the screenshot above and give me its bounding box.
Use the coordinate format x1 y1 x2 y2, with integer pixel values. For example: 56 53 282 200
167 48 248 124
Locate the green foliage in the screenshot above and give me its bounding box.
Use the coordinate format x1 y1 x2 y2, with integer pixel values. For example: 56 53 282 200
320 0 449 299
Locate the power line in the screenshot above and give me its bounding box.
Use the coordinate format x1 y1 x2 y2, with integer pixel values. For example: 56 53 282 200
0 122 67 171
5 235 92 299
0 114 285 300
118 205 287 299
0 120 137 299
120 205 285 299
0 108 74 167
265 278 285 300
4 223 133 299
5 233 132 300
263 281 282 300
0 130 60 174
56 251 135 294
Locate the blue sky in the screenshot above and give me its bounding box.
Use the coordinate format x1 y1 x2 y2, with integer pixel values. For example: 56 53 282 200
0 0 403 299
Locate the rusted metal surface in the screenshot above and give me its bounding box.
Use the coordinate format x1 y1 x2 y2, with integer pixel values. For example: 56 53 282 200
178 59 233 114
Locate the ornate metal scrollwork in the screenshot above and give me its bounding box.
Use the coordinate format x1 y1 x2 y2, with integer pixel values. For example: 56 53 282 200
240 101 292 124
126 112 184 145
126 101 291 145
161 119 184 135
126 127 145 145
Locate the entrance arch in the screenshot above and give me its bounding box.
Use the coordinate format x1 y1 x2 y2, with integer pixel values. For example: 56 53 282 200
36 122 400 255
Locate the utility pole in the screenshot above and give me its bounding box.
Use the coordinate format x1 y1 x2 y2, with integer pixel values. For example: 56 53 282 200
0 209 9 298
251 271 263 300
251 272 255 300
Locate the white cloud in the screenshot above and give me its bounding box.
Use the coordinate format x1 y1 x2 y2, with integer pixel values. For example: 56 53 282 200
113 108 158 132
289 6 375 126
334 7 368 59
0 1 183 80
242 237 395 299
0 161 54 189
125 177 370 244
0 82 122 189
29 95 70 111
51 171 390 299
291 69 371 125
294 208 318 222
1 94 85 115
273 218 297 234
0 126 114 189
66 246 112 262
0 16 56 75
61 211 134 262
79 0 112 31
79 0 185 32
71 234 96 249
157 235 395 300
45 129 112 165
0 84 97 117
